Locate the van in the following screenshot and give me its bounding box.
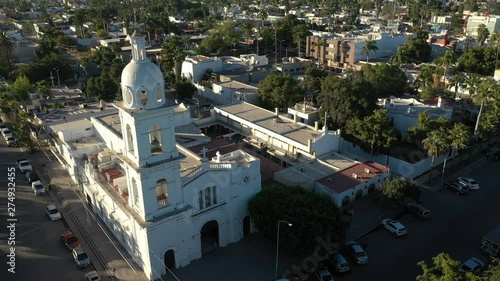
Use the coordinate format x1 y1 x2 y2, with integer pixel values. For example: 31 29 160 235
405 203 431 219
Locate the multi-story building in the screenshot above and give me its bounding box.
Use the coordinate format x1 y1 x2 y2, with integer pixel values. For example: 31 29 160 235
49 34 262 280
465 15 500 36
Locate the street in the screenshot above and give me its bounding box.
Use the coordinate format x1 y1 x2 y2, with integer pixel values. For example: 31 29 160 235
0 139 93 281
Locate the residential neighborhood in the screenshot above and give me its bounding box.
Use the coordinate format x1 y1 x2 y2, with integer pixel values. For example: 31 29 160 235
0 0 499 281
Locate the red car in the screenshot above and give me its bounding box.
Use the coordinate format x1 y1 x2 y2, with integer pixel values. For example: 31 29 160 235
60 231 81 250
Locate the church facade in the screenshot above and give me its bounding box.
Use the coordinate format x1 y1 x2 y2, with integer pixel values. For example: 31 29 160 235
50 34 261 280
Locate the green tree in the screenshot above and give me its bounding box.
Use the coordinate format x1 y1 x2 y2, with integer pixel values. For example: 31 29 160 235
361 39 378 63
464 74 481 97
160 36 186 82
381 177 411 202
174 78 197 100
415 64 437 92
302 67 328 92
71 9 87 39
86 76 98 98
346 109 400 155
319 72 377 130
13 120 34 152
248 184 345 254
361 64 407 98
292 23 310 58
477 24 490 47
422 130 448 182
436 50 456 84
0 31 16 68
447 123 472 166
479 101 500 138
97 75 119 101
456 47 499 75
474 77 500 136
416 252 464 281
448 73 466 100
35 80 51 98
9 75 32 101
257 73 303 110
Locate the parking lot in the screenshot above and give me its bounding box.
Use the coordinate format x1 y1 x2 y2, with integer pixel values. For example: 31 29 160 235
0 140 94 281
328 160 500 281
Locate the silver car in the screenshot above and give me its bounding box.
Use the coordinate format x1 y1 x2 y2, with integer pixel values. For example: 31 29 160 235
346 241 369 264
72 247 90 269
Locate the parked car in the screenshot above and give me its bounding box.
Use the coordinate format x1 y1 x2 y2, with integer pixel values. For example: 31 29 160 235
457 177 480 190
345 241 369 264
443 182 469 195
405 203 431 219
326 251 350 273
25 171 39 182
459 257 485 273
381 219 408 237
84 271 101 281
16 159 32 173
4 135 15 146
313 262 334 281
0 121 6 129
31 180 45 196
1 127 11 137
60 231 81 250
72 247 90 269
45 204 61 221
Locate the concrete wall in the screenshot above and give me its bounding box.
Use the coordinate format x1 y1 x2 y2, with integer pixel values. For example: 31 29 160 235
340 139 449 180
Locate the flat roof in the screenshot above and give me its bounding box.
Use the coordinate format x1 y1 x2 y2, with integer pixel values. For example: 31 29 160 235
217 80 258 91
50 118 92 132
96 113 122 136
318 162 390 194
217 102 322 145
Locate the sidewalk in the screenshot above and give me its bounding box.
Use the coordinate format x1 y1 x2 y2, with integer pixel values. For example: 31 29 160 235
413 156 489 191
29 149 149 281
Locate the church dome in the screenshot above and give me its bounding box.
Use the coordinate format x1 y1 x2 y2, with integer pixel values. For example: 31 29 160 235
121 33 165 110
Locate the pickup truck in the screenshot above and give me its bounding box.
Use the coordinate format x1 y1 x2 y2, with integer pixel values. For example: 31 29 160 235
16 159 33 174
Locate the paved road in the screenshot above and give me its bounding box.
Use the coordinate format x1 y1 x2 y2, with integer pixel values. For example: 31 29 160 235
0 140 92 281
336 160 500 281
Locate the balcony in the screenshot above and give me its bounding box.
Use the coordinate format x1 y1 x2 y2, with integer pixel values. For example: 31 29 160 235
85 162 129 204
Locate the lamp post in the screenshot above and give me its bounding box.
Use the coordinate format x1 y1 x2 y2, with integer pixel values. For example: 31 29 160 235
53 68 60 87
275 220 292 281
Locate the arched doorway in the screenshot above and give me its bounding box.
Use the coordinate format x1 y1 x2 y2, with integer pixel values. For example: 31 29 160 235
164 250 175 271
243 216 251 237
200 220 219 255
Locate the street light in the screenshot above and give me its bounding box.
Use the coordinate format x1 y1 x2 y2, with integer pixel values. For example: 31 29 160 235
275 220 292 281
53 68 60 87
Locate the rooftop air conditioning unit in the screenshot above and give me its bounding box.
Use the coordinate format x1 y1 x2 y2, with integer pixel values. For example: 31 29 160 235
352 173 358 178
364 168 370 173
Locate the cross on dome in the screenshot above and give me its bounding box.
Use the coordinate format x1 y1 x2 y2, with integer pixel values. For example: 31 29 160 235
127 32 147 61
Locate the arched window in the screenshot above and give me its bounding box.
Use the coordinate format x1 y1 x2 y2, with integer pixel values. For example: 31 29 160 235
205 187 211 207
131 178 139 205
124 87 133 106
155 84 163 103
199 191 204 209
126 124 134 153
139 90 148 106
156 179 169 206
212 186 217 205
149 124 163 154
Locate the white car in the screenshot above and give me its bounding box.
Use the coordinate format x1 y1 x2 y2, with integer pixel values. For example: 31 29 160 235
381 219 407 237
1 127 11 137
459 257 485 273
16 159 32 174
4 135 15 146
32 180 45 196
457 177 480 190
84 271 101 281
45 204 61 221
345 241 369 264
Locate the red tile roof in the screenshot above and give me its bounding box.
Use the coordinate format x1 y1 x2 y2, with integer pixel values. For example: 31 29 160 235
424 96 455 108
317 162 390 194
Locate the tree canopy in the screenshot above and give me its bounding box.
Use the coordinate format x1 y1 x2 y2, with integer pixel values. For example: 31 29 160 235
361 64 407 98
319 71 377 130
456 47 499 76
249 184 345 254
302 67 328 92
257 73 303 110
382 177 420 202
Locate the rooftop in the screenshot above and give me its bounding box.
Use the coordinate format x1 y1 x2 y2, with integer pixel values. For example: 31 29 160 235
317 162 390 194
216 102 322 145
95 113 122 137
378 96 453 118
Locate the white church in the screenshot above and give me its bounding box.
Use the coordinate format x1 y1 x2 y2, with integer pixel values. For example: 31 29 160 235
48 33 262 279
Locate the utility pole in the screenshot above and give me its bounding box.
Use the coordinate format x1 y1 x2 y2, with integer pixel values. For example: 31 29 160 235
274 25 278 65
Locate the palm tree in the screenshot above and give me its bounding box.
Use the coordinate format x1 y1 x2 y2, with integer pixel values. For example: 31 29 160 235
143 15 160 44
447 123 471 167
292 23 310 58
422 130 448 182
437 49 456 84
448 73 465 100
477 24 490 47
464 74 481 97
312 38 326 63
361 39 378 63
72 9 87 39
415 64 436 91
0 31 16 68
473 77 500 136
